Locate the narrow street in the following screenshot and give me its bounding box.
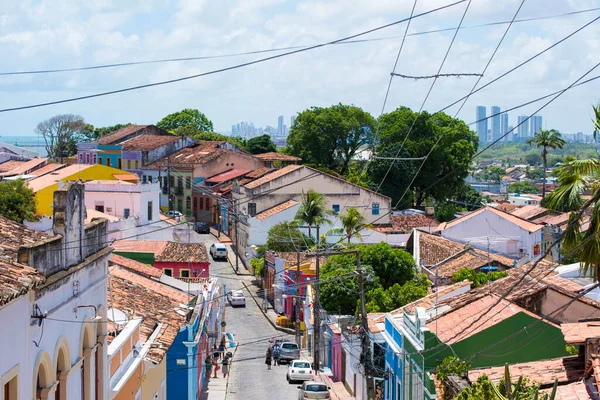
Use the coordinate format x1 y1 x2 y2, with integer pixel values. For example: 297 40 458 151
203 235 300 400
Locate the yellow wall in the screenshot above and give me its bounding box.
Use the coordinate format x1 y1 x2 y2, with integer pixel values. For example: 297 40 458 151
142 357 167 400
34 164 133 216
114 363 143 400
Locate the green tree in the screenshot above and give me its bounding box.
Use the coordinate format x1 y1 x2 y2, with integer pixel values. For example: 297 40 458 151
435 202 460 223
361 242 416 288
524 152 543 166
0 179 37 222
82 123 132 141
265 221 314 252
246 134 276 154
527 168 544 180
527 129 566 198
451 267 507 288
294 189 332 239
508 181 539 194
455 184 483 211
371 107 478 207
287 104 375 174
157 108 214 133
328 207 372 243
486 166 506 183
365 276 429 313
35 114 88 162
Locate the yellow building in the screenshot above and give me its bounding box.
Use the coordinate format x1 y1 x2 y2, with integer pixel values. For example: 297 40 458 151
27 164 138 216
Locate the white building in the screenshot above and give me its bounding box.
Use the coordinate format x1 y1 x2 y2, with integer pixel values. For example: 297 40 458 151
84 180 161 225
508 193 542 206
439 206 543 261
0 181 111 400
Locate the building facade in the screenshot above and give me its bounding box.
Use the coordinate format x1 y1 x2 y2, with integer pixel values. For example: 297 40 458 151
517 115 529 141
475 106 487 144
490 106 501 143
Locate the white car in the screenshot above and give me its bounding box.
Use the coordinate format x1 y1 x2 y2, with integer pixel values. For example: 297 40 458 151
296 381 331 399
166 210 183 217
210 243 228 260
227 290 246 307
287 360 313 383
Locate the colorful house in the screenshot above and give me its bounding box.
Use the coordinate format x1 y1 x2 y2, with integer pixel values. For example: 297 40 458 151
27 163 138 216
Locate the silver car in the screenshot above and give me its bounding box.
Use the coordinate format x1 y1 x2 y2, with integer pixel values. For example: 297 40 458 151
279 342 300 363
227 290 246 307
210 243 228 260
297 381 331 400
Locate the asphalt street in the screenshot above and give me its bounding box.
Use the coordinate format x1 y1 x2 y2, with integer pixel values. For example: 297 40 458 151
203 235 300 400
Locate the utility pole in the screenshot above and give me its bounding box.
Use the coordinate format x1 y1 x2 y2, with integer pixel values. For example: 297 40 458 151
234 199 239 273
313 225 321 375
358 250 375 400
167 155 172 212
295 251 301 347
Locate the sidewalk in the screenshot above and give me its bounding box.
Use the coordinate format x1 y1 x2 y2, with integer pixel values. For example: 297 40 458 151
242 280 295 335
200 374 228 400
225 243 253 276
302 354 355 400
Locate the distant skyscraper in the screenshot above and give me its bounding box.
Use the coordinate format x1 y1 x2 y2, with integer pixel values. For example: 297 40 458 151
500 113 509 141
530 115 542 137
277 115 284 136
476 106 488 144
290 115 296 129
517 115 529 141
491 106 501 143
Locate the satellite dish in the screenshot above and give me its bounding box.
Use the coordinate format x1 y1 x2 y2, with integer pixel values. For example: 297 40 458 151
107 308 128 325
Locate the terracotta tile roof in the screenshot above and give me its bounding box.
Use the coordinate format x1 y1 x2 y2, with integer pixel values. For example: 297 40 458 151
390 281 471 316
244 164 303 189
254 152 301 162
0 159 26 172
533 213 570 226
97 125 149 145
205 168 251 184
373 214 439 234
439 206 543 233
368 313 385 333
254 200 299 220
510 205 549 220
120 134 180 151
110 266 187 303
111 240 169 256
0 158 48 177
561 321 600 345
540 381 591 399
28 163 65 177
109 254 162 279
542 274 584 293
112 173 139 181
585 356 600 395
417 231 466 266
108 270 189 363
434 249 514 279
495 203 520 213
468 356 584 386
245 167 275 179
0 216 49 306
154 241 209 263
428 294 541 344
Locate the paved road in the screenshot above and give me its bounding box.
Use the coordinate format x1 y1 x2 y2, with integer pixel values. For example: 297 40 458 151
203 236 300 400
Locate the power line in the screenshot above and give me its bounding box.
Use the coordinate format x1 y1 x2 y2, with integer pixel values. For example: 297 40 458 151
1 7 598 77
391 72 483 79
0 0 468 113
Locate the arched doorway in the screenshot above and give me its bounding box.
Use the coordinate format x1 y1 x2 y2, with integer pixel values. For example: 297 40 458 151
33 352 53 400
54 339 70 400
80 323 94 400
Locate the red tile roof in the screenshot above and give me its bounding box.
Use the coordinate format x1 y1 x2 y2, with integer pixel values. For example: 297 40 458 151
245 168 276 179
510 205 549 220
389 281 471 316
374 214 439 234
434 249 514 279
0 159 26 172
495 203 520 213
109 254 162 279
540 381 591 399
439 206 543 233
120 134 180 151
254 200 299 220
205 168 251 184
111 240 169 256
28 163 65 177
254 152 301 162
154 241 209 263
97 125 149 145
0 158 48 177
244 164 303 189
561 321 600 345
468 356 584 386
415 231 466 266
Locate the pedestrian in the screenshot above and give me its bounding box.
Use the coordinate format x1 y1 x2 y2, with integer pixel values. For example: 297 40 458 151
272 344 280 366
213 344 220 361
265 348 272 370
222 356 230 378
212 358 220 378
204 356 212 380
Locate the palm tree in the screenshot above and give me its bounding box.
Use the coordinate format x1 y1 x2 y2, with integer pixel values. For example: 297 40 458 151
329 207 373 244
294 189 332 239
526 128 566 198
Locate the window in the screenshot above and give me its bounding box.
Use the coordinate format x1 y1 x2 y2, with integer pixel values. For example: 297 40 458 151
186 197 191 213
118 158 122 169
198 197 203 210
148 201 153 221
79 153 84 162
148 176 153 183
206 198 211 210
372 203 380 215
94 154 98 164
86 153 90 164
106 158 111 167
180 269 190 278
95 205 104 213
169 176 175 188
193 197 197 210
134 160 140 169
248 203 257 217
185 176 191 189
142 175 147 183
124 208 130 219
177 199 183 213
127 160 132 169
177 176 183 188
332 204 340 214
164 269 173 277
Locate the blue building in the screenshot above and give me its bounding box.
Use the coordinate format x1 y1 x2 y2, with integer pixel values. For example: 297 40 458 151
517 115 529 141
491 106 501 143
475 106 488 144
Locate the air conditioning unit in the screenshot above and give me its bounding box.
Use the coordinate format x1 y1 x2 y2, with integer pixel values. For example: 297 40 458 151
518 248 526 254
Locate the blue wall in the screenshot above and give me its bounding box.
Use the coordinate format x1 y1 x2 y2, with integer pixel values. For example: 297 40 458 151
384 316 403 400
166 313 202 400
97 145 122 167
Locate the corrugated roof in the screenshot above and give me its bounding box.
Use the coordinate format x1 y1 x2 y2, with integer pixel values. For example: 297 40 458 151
254 200 299 220
27 164 93 192
254 152 301 161
120 134 180 151
97 125 148 145
205 168 251 184
440 206 543 233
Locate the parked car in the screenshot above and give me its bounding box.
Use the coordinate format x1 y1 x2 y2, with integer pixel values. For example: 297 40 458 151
210 243 228 260
297 381 331 399
287 360 313 383
166 210 183 217
279 342 300 363
194 221 210 234
227 290 246 307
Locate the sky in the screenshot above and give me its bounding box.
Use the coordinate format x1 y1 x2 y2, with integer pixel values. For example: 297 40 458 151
0 0 599 139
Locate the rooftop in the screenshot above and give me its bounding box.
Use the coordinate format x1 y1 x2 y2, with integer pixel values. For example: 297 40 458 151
244 164 303 189
144 141 234 169
27 164 93 192
205 168 251 184
510 205 549 221
561 321 600 345
373 214 439 234
254 152 301 162
439 206 543 233
111 240 169 256
434 248 514 278
0 158 48 177
109 253 162 279
254 200 299 221
540 381 592 400
411 231 466 267
120 133 181 151
28 163 65 177
154 241 209 263
97 125 149 145
495 203 520 213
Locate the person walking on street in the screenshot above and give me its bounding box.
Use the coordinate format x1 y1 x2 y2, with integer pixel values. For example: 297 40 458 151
222 356 230 378
265 348 272 370
212 358 220 378
272 344 280 366
213 344 220 361
204 357 212 380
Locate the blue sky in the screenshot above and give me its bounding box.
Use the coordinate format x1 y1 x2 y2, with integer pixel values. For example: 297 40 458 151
0 0 599 138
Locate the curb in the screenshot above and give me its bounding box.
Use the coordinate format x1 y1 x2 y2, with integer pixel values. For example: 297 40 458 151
242 281 295 335
226 245 253 276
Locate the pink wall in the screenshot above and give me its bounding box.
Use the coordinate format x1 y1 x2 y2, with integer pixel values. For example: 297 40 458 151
154 261 210 278
331 332 343 382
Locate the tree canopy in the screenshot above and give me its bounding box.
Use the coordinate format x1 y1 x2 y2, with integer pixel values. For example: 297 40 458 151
265 221 314 252
507 181 539 194
370 107 478 207
157 108 214 133
246 134 277 154
82 123 132 141
35 114 88 161
287 104 375 174
0 179 37 223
